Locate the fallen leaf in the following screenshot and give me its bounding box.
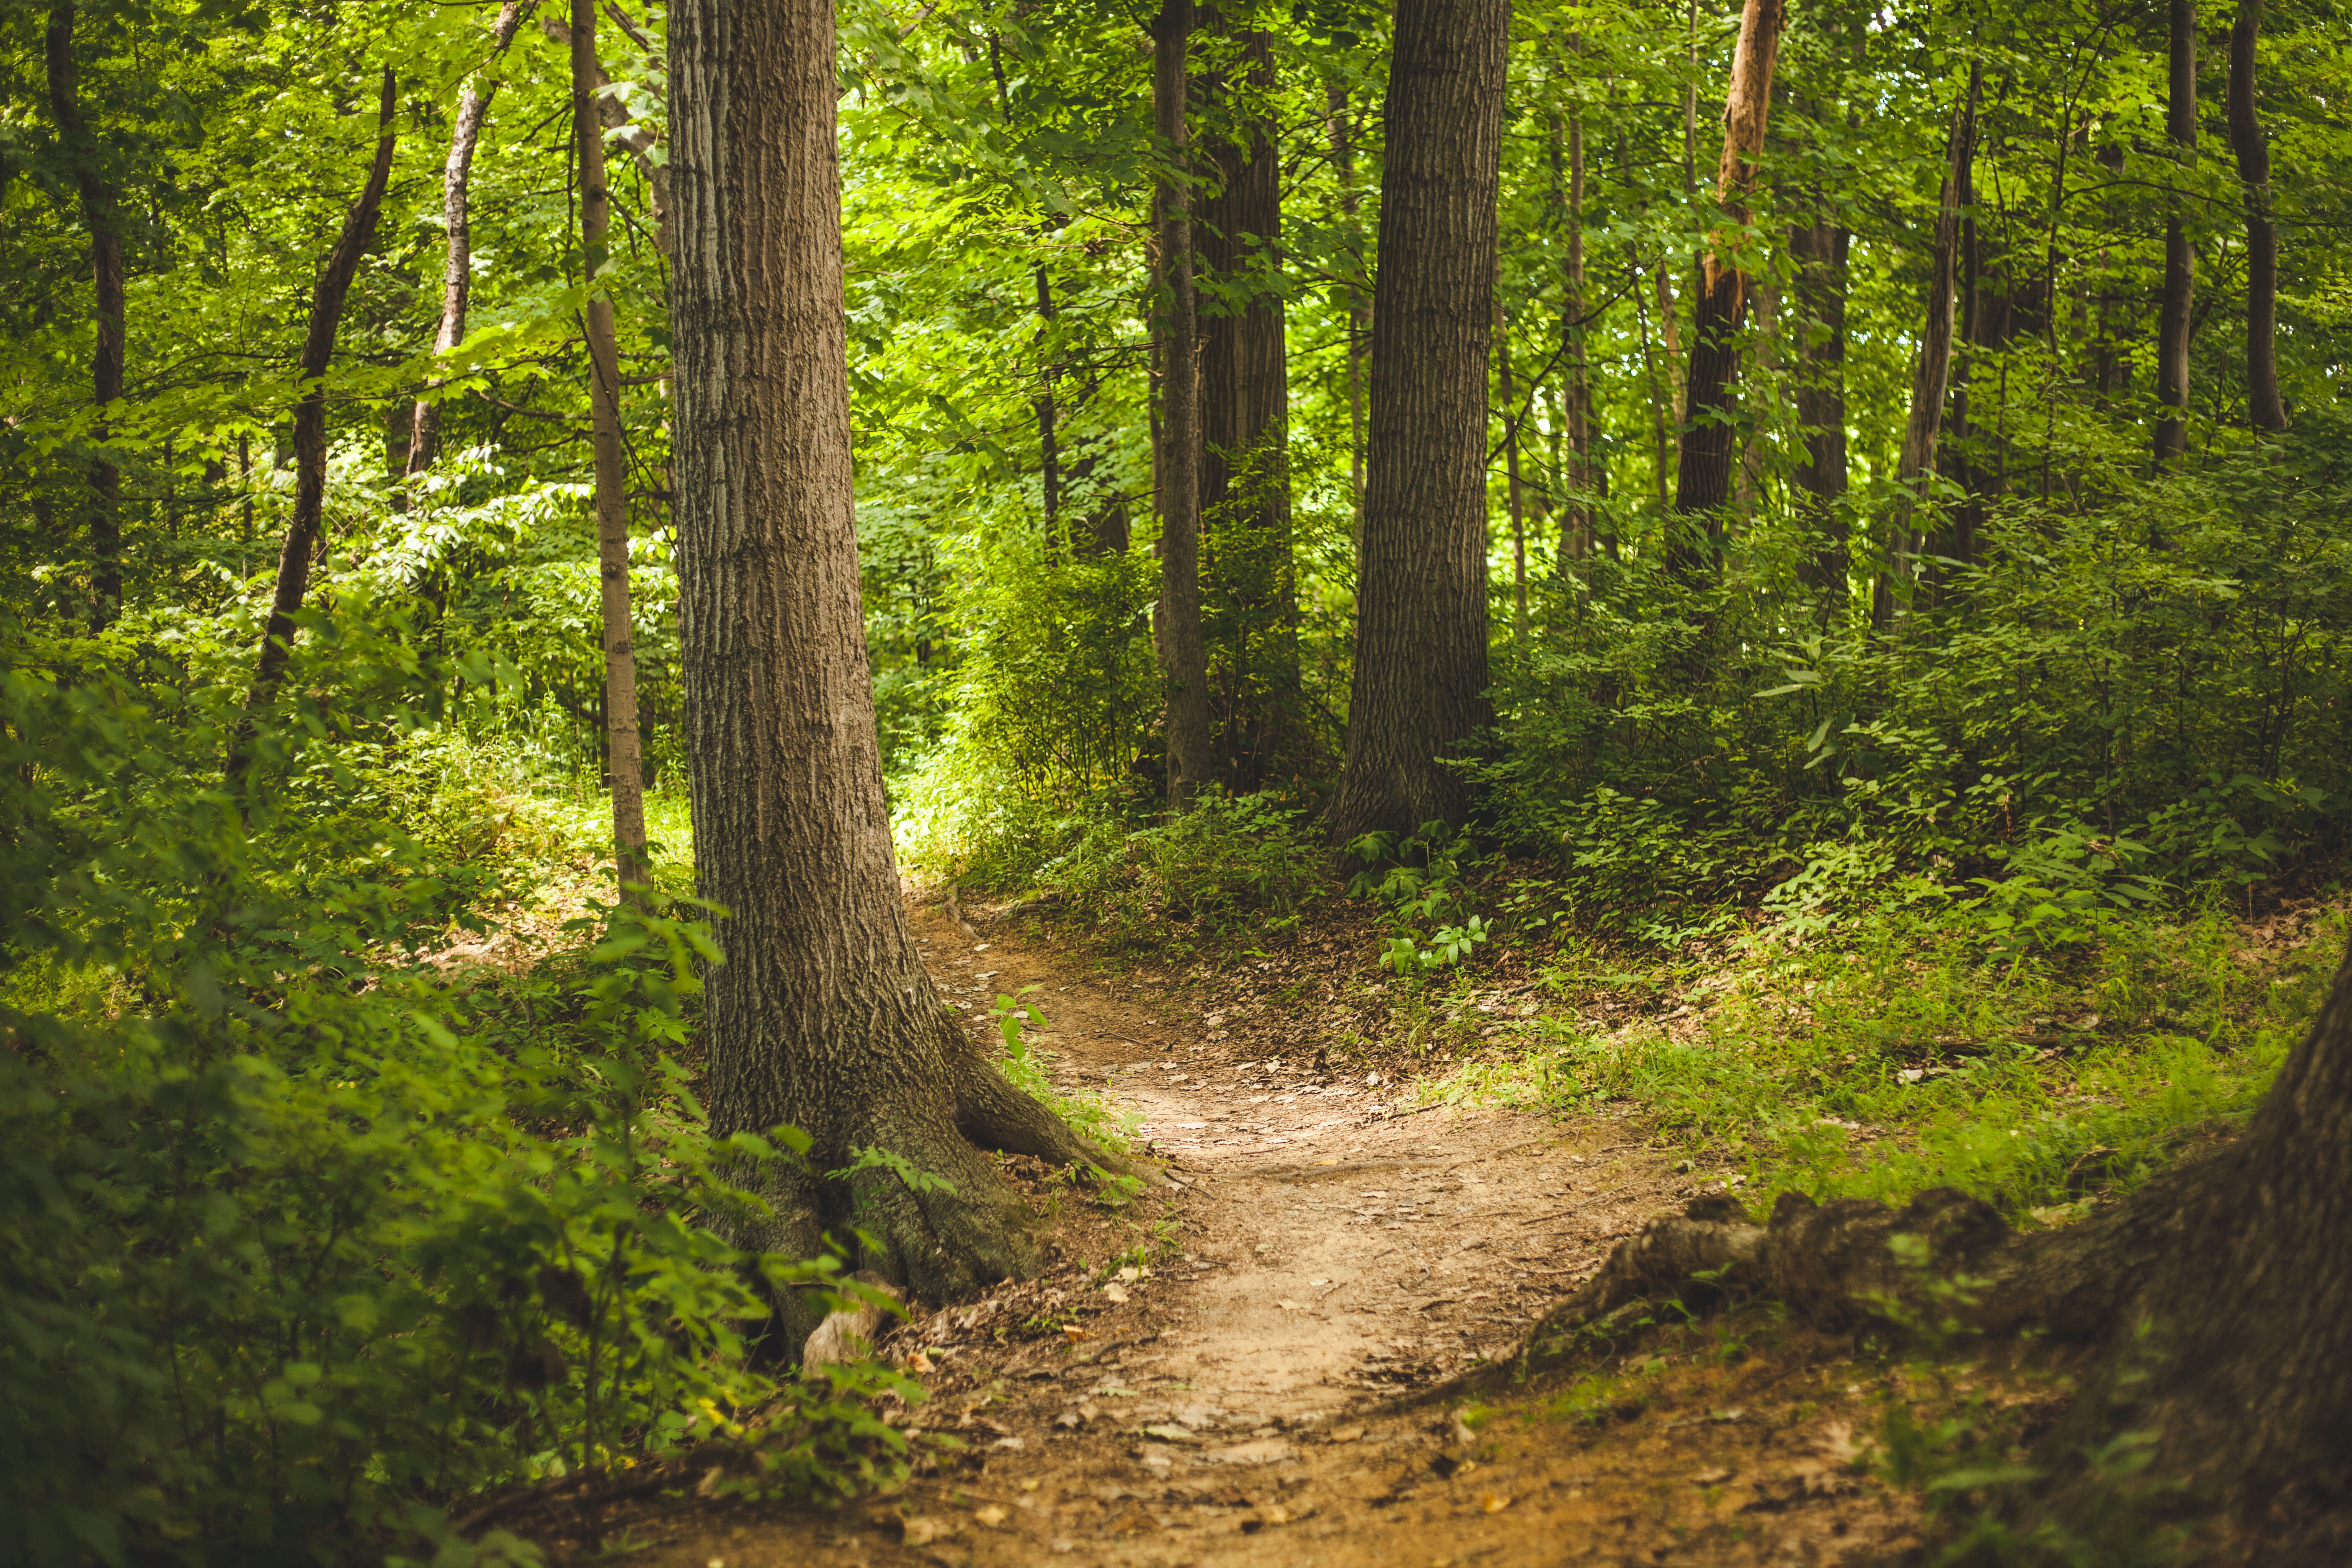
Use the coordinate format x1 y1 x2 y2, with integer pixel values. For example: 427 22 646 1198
1276 1298 1302 1310
1479 1492 1512 1513
1140 1423 1200 1444
1692 1467 1733 1486
1711 1407 1746 1423
899 1515 957 1545
907 1350 936 1374
1062 1326 1089 1343
1116 1265 1142 1283
1328 1424 1365 1444
973 1505 1007 1526
1108 1509 1160 1534
993 1435 1025 1450
1309 1277 1331 1287
1103 1283 1130 1304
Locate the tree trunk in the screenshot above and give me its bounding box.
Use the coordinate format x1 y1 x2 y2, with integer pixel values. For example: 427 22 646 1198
223 70 398 797
667 0 1111 1346
1523 944 2352 1557
1631 240 1673 522
2154 0 2197 467
1497 302 1527 643
1557 100 1596 567
1196 16 1293 792
1669 0 1786 572
44 0 124 632
1788 214 1849 599
1327 83 1369 532
1152 0 1213 813
2228 0 2287 434
1323 0 1504 847
409 0 530 478
1870 70 1976 632
573 0 649 894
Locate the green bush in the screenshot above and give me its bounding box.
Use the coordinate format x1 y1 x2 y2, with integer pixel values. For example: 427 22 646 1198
1029 789 1322 945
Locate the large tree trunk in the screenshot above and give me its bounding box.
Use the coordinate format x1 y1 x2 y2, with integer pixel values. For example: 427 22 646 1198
667 0 1109 1347
573 0 648 892
1322 0 1505 847
44 0 123 632
1669 0 1785 573
223 70 398 797
2228 0 2287 434
1152 0 1213 813
1870 70 1976 632
1196 16 1294 793
1525 943 2352 1557
2154 0 2197 466
408 0 530 478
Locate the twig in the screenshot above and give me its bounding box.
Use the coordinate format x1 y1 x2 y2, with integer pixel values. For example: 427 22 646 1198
1383 1101 1452 1121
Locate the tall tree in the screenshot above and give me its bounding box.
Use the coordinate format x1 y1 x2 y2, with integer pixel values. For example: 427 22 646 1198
2228 0 2288 433
667 0 1108 1342
1324 0 1506 845
1872 68 1978 629
1669 0 1787 569
224 69 398 796
43 0 123 631
1326 83 1369 526
1196 14 1295 789
572 0 648 891
2154 0 2197 464
1153 0 1213 812
407 0 530 478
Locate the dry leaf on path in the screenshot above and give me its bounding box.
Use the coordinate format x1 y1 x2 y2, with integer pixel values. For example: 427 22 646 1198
898 1515 957 1545
1103 1283 1130 1304
972 1505 1007 1526
1479 1491 1512 1513
1328 1424 1365 1443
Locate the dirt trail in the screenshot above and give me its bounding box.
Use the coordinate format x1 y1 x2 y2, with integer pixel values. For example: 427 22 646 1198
614 910 1923 1568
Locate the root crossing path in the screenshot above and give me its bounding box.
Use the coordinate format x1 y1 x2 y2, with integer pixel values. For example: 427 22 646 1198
638 910 1925 1568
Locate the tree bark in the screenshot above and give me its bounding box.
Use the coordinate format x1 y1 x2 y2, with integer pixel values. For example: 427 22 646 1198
1327 83 1369 533
1669 0 1785 572
223 70 398 797
1152 0 1213 813
1497 301 1526 642
1323 0 1504 846
44 0 123 632
1555 99 1596 567
408 0 531 478
2228 0 2287 434
1197 16 1294 792
667 0 1110 1345
573 0 648 893
1521 944 2352 1555
1788 214 1849 599
1871 68 1977 631
2154 0 2197 466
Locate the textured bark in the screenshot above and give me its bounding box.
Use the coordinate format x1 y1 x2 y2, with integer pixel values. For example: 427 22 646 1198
1788 214 1849 597
1497 302 1527 642
1196 18 1295 792
1323 0 1504 847
1872 70 1976 630
1554 101 1596 567
44 0 123 631
2155 0 2197 467
224 71 398 796
1669 0 1785 572
1518 945 2352 1555
1152 0 1213 813
573 0 648 892
2228 0 2287 434
408 0 530 478
667 0 1109 1344
1327 83 1368 529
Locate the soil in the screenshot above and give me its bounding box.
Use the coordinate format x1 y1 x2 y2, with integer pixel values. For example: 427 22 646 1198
520 901 1934 1567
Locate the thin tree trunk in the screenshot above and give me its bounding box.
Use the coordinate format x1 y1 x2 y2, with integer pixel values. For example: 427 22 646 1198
1324 0 1505 845
1789 214 1850 597
1498 301 1527 642
2154 0 2197 466
573 0 648 893
1153 0 1212 812
409 0 531 478
1631 239 1673 522
1559 99 1594 566
2228 0 2286 433
1034 265 1061 542
1669 0 1786 571
1871 69 1978 631
667 0 1109 1346
1327 82 1368 535
44 0 123 631
223 70 398 796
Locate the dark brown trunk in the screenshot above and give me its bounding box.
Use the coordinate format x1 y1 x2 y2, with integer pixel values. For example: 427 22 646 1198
1323 0 1504 846
1327 83 1369 538
2228 0 2286 433
1558 100 1595 567
1669 0 1786 573
573 0 648 892
1788 215 1849 598
667 0 1109 1345
223 70 398 797
409 0 529 478
1197 18 1293 791
45 0 123 631
1872 69 1977 630
1153 0 1212 812
2155 0 2196 466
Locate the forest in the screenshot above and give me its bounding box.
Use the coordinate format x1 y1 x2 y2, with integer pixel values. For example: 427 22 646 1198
7 0 2352 1560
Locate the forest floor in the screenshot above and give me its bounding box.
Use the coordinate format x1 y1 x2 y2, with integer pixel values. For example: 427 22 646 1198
525 896 1951 1568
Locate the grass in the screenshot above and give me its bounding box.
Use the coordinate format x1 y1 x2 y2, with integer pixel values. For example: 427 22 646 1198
1420 897 2343 1224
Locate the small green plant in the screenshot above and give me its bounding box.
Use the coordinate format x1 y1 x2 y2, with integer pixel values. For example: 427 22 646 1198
1350 820 1494 978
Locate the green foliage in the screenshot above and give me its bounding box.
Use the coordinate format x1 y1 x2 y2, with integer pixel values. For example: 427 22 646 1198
1346 821 1493 978
1024 789 1322 947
